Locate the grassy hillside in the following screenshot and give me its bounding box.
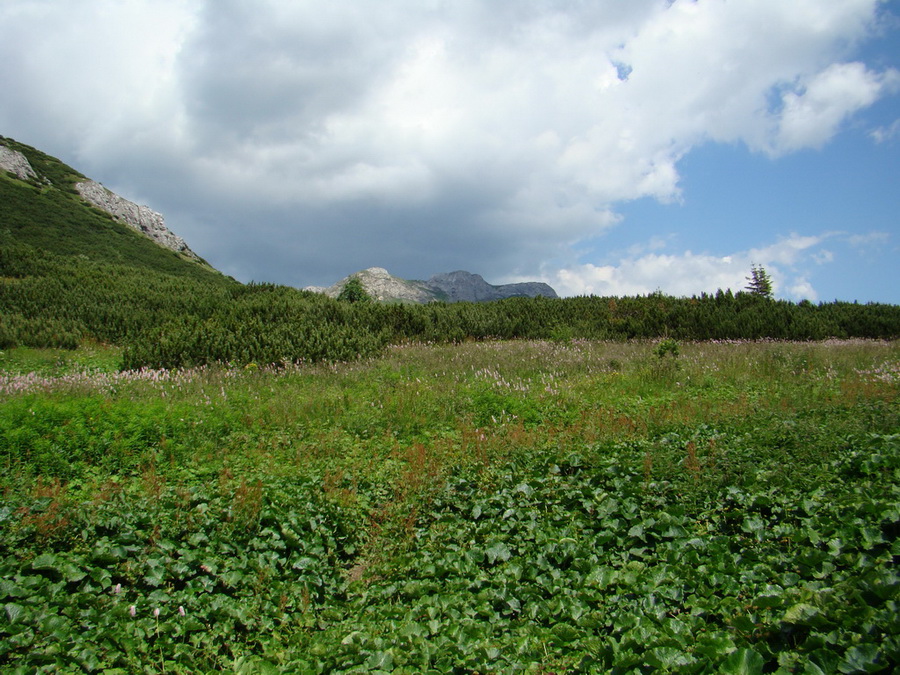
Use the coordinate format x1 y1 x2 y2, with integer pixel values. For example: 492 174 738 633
0 136 220 277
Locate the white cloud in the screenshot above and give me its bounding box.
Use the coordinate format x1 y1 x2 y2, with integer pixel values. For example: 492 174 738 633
788 278 819 301
870 118 900 143
0 0 896 288
772 62 900 154
847 231 890 247
543 233 840 300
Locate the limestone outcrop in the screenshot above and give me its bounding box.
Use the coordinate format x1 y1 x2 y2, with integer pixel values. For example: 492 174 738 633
0 145 38 181
312 267 440 303
75 180 201 261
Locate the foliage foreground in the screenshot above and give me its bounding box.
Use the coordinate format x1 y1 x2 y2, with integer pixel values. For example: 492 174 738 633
1 339 898 674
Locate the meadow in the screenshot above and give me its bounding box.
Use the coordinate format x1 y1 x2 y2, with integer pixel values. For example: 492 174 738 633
0 338 898 673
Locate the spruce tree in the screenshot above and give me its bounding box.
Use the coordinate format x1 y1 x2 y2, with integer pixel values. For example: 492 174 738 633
745 265 774 299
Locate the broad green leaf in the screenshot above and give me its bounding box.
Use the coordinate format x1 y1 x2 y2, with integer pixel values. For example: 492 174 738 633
782 603 819 625
838 644 882 674
721 648 765 675
3 603 24 624
647 647 694 668
0 580 24 599
29 553 59 573
485 542 511 564
515 483 534 497
366 650 394 670
693 635 736 659
586 566 616 588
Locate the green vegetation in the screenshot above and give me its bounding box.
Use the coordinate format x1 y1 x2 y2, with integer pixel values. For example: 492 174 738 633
337 277 374 304
2 137 899 670
745 265 774 300
4 136 900 369
1 339 898 672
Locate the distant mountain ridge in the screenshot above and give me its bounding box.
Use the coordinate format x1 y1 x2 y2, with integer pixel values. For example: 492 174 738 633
308 267 558 303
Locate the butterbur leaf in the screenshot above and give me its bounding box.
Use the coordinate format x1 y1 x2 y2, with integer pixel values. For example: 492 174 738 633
4 603 24 624
838 644 882 674
751 591 784 609
61 563 86 583
515 483 534 498
366 650 394 670
485 542 511 564
647 647 694 668
0 580 24 599
586 566 615 588
783 603 819 625
29 553 59 573
693 635 736 659
551 623 580 643
721 648 765 675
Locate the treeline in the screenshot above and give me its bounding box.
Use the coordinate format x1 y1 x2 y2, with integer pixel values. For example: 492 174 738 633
3 240 900 369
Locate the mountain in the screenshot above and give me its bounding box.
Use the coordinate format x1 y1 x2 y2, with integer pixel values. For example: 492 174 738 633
309 267 558 303
1 135 237 351
426 270 558 302
0 136 206 267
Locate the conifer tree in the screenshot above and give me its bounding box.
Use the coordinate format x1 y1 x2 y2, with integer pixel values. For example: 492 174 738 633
745 265 774 299
337 277 373 304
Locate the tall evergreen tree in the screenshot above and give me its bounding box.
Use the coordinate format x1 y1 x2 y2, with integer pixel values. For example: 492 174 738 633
745 265 774 299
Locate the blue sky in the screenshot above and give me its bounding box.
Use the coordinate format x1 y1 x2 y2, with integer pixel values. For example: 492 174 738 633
1 0 898 302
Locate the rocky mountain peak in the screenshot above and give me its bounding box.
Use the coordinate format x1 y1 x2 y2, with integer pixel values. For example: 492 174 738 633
427 270 558 302
2 136 204 265
309 267 557 303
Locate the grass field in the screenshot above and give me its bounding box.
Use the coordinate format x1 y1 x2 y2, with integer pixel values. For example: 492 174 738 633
1 339 898 673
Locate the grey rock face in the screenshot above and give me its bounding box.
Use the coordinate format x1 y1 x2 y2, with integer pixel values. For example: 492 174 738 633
75 180 201 261
0 145 38 181
311 268 557 303
322 267 440 303
425 270 558 302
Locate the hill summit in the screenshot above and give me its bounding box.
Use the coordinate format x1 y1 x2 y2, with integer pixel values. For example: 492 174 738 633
308 267 558 303
0 136 204 265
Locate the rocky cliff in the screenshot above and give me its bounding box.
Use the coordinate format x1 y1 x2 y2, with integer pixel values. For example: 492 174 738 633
0 145 38 181
310 268 557 303
1 137 204 264
310 267 442 303
75 180 202 262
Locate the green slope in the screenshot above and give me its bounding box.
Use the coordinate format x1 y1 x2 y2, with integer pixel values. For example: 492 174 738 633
0 135 220 278
0 136 239 350
0 137 384 364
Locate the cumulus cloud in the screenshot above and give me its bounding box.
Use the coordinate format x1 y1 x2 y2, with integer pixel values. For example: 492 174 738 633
543 233 846 300
0 0 896 290
772 62 900 154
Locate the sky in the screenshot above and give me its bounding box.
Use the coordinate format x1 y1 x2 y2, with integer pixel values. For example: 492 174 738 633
1 0 899 302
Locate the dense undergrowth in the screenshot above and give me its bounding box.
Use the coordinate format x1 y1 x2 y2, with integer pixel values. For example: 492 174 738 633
4 230 900 369
1 339 898 673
